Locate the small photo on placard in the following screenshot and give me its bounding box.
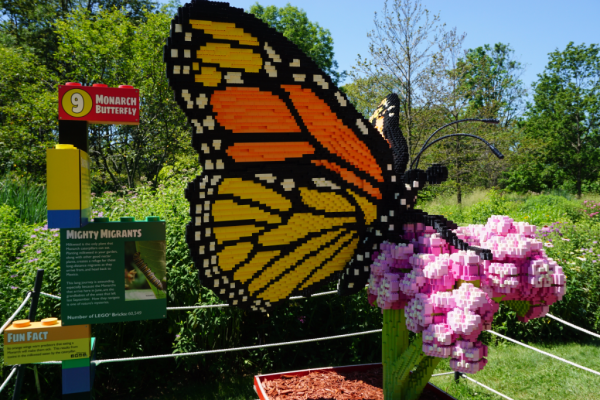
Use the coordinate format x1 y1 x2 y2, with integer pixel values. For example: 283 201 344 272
124 240 167 301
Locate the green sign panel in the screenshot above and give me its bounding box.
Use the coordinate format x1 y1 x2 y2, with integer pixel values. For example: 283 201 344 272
61 217 167 325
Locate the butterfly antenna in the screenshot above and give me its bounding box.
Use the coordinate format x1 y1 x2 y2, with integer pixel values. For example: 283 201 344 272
411 133 504 170
412 118 499 169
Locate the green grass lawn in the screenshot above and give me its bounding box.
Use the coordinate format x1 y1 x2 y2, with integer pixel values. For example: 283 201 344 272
150 339 600 400
431 340 600 400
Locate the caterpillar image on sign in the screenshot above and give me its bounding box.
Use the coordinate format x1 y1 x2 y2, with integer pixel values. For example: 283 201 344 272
124 242 167 301
164 1 503 313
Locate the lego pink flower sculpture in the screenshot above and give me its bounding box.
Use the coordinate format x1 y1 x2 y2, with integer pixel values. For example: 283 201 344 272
369 215 566 375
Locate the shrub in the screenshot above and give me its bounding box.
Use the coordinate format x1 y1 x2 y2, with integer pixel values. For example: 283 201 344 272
0 173 47 225
0 204 31 267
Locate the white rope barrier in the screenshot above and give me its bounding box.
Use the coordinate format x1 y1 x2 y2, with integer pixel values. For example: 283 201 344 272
32 290 600 344
460 374 515 400
166 290 339 310
38 289 339 310
487 330 600 376
0 367 18 394
431 372 455 377
39 292 61 300
92 329 382 366
546 313 600 339
0 292 32 335
167 303 228 310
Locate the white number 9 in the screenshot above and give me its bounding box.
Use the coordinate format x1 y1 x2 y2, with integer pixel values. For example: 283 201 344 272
71 93 84 113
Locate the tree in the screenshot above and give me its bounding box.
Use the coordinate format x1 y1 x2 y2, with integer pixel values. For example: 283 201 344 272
0 45 56 176
458 43 526 127
341 75 395 118
54 6 192 190
0 0 160 69
248 2 344 84
416 28 478 204
351 0 446 163
428 42 525 202
504 42 600 197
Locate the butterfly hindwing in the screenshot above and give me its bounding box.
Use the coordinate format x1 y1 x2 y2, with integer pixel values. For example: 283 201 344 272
167 1 401 310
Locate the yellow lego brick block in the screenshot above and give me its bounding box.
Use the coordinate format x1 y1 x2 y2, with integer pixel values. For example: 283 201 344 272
46 144 91 228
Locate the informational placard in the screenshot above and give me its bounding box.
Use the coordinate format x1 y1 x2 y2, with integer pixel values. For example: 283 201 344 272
58 84 140 125
3 321 90 365
61 217 166 325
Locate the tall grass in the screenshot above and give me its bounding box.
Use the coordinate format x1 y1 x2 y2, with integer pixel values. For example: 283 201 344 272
0 174 47 225
419 189 586 227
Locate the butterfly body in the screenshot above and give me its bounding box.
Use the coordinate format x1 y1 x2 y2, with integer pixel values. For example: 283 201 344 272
165 1 457 312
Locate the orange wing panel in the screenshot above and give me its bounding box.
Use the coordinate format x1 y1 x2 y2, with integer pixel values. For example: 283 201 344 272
282 85 384 183
211 87 301 133
312 160 382 200
227 142 315 162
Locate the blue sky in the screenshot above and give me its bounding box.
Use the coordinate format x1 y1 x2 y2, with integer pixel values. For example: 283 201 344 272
161 0 599 93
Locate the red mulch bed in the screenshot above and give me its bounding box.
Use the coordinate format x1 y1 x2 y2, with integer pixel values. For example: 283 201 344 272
261 365 450 400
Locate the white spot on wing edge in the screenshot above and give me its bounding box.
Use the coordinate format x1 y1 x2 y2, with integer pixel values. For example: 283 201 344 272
356 119 368 135
335 92 347 107
264 43 281 63
281 179 295 191
312 177 340 190
313 74 329 89
256 174 276 183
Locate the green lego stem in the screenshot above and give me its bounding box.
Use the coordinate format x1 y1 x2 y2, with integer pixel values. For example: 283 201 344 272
382 309 409 399
404 356 442 400
390 334 424 399
382 309 438 400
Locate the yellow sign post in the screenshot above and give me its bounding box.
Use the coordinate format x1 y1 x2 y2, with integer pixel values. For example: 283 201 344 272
46 144 91 229
3 318 90 365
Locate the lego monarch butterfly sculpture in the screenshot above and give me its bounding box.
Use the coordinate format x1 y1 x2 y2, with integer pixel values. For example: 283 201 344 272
164 0 501 312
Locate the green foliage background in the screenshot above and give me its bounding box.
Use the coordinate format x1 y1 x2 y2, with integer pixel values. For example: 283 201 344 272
2 175 600 398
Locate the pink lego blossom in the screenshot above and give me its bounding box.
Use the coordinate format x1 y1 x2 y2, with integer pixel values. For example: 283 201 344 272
370 215 566 374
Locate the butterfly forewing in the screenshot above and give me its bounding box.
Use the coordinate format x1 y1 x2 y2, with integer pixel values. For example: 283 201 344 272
168 1 398 310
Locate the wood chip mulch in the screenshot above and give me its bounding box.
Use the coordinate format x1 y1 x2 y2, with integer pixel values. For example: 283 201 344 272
262 368 384 400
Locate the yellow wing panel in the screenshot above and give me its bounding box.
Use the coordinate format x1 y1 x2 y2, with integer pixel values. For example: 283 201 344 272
195 67 222 87
299 237 359 290
212 199 281 224
218 178 292 211
189 20 259 46
347 189 378 225
299 187 355 213
248 229 345 295
258 231 358 303
197 43 262 72
217 241 254 271
213 225 264 244
258 214 355 246
234 250 281 283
